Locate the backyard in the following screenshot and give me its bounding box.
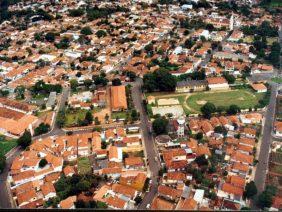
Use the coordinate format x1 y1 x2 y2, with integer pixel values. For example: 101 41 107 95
78 157 92 175
0 136 17 156
65 109 87 127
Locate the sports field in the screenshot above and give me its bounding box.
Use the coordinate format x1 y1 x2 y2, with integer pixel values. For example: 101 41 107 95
147 88 265 115
186 89 264 113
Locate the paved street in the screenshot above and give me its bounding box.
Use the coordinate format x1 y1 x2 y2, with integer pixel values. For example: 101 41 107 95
131 79 160 209
0 146 22 208
253 83 278 194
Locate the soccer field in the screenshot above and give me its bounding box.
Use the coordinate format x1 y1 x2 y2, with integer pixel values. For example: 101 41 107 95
186 89 264 113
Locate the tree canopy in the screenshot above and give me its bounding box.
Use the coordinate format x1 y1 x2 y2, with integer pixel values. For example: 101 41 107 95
17 130 32 149
243 181 257 199
201 102 216 118
152 116 169 135
143 69 176 92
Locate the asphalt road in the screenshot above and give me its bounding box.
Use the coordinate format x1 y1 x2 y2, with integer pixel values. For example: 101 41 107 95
0 146 22 208
131 79 160 209
254 83 278 193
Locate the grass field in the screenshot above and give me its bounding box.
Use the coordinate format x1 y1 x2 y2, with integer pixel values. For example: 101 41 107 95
65 109 87 127
270 0 282 7
187 89 264 113
111 111 127 120
271 77 282 84
78 157 92 175
0 139 17 156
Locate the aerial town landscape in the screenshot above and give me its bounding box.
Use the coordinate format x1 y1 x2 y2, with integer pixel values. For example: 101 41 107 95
0 0 281 210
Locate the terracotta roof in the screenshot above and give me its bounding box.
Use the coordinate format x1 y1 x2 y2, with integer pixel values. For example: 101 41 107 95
232 162 249 172
222 183 243 196
231 152 254 164
243 127 256 136
17 188 37 206
63 165 75 176
151 196 175 210
275 121 282 132
110 85 127 110
230 175 245 188
239 137 255 146
105 196 126 209
122 136 140 144
177 198 197 210
112 183 137 198
166 172 186 181
125 157 144 166
196 145 211 157
158 185 182 200
251 83 267 91
206 77 227 84
60 196 77 209
41 182 56 196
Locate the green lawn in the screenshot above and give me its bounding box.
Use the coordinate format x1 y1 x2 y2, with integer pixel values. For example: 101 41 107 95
0 139 17 156
111 111 127 119
65 109 88 127
270 0 282 7
78 157 92 175
186 89 264 113
271 77 282 84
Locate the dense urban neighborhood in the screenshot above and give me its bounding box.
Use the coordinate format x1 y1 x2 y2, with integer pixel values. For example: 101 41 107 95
0 0 281 210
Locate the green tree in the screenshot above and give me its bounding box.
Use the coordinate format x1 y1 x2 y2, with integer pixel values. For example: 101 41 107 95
81 26 93 35
85 111 93 125
70 79 78 91
17 130 32 148
227 104 240 115
68 8 85 17
143 69 176 92
34 123 50 136
56 110 66 128
257 185 277 209
45 32 56 42
201 102 216 118
84 79 93 87
223 72 236 84
39 158 48 168
95 30 107 38
243 181 257 199
134 196 142 205
196 132 203 140
269 42 281 67
131 109 138 121
152 116 168 135
77 180 91 192
0 154 6 173
214 126 227 136
94 117 100 125
112 78 121 86
14 85 25 100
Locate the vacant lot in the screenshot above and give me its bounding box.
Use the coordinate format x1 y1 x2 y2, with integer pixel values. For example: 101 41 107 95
0 138 17 156
271 77 282 84
65 109 87 127
78 157 92 175
270 0 282 7
187 89 264 113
